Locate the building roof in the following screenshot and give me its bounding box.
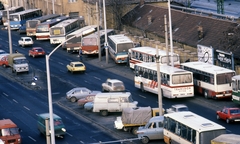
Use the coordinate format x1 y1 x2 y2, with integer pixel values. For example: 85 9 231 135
121 4 240 57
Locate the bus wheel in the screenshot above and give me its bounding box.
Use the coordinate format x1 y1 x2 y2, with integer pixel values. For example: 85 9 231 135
204 90 209 99
141 83 145 92
141 136 149 144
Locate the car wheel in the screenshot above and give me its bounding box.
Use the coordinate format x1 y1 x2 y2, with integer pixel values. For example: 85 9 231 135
226 119 230 124
70 97 77 103
141 83 145 92
217 114 220 120
204 90 209 99
100 110 108 116
3 64 6 68
141 136 149 144
33 55 35 58
28 53 31 57
131 127 138 135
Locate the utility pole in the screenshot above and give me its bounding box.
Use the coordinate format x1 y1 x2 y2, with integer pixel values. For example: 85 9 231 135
7 0 12 54
103 0 108 64
168 0 174 67
96 2 101 61
164 15 169 66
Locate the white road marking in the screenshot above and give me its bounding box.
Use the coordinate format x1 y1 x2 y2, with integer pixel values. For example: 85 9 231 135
139 95 146 98
28 136 36 142
24 106 30 111
94 77 101 81
13 99 18 103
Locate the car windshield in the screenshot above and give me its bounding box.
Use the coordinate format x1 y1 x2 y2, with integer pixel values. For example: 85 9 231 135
113 82 123 87
13 59 27 64
0 51 6 54
54 119 64 126
178 107 189 111
35 48 43 52
25 38 32 41
230 109 240 114
75 63 84 67
1 128 19 136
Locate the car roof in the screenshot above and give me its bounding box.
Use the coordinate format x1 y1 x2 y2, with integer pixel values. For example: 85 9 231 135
71 87 89 90
33 47 43 49
107 79 123 83
70 61 84 65
149 116 164 123
38 113 61 119
172 104 188 108
21 37 32 39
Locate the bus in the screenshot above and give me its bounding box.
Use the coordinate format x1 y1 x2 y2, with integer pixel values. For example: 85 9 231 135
163 111 226 144
65 25 98 53
181 61 235 99
134 62 194 98
128 46 180 69
49 18 82 45
35 16 69 40
2 6 24 26
81 29 115 55
26 14 60 36
231 75 240 104
108 34 134 64
9 9 42 30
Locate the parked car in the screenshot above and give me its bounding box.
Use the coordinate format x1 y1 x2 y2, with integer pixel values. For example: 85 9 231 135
28 47 46 58
67 61 86 73
216 107 240 123
78 95 96 107
84 102 94 111
66 87 100 103
18 25 26 34
102 79 125 92
18 37 33 47
166 104 189 113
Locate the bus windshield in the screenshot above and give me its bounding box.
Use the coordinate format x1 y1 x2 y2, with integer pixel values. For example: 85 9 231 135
161 55 179 63
50 27 64 35
82 37 97 46
217 73 234 84
172 73 193 84
117 43 133 53
200 130 226 144
36 25 49 32
9 15 19 21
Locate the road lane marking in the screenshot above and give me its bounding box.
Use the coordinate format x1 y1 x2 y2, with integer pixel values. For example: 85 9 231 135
139 95 146 98
3 93 8 97
24 106 30 111
58 62 64 65
28 136 36 142
13 99 18 103
93 76 101 81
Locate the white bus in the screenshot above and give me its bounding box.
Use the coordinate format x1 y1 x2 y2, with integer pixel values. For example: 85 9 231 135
181 61 235 99
128 46 180 69
231 75 240 105
35 16 69 40
108 34 134 64
26 14 60 36
134 62 194 98
81 29 115 55
49 18 81 44
65 25 98 53
2 6 24 26
164 111 226 144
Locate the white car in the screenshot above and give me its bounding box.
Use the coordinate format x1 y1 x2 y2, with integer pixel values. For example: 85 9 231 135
18 37 33 47
102 79 125 92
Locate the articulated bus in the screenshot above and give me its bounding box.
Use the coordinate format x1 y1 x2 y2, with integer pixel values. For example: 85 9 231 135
232 75 240 104
9 9 42 30
128 46 180 69
181 61 235 99
65 25 98 53
134 62 194 98
164 111 226 144
35 16 69 40
49 19 82 44
81 29 115 55
108 34 134 63
2 6 24 26
26 14 60 36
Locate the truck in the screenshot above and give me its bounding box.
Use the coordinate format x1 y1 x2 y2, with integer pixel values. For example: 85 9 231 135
7 53 29 74
0 119 22 144
114 106 161 135
211 134 240 144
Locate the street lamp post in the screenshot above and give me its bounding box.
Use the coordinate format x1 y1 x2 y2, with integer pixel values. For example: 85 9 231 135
45 33 83 144
103 0 108 64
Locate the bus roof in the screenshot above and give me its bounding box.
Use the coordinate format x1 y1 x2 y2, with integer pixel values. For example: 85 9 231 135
181 61 235 74
66 25 98 38
28 14 60 22
83 29 114 38
136 62 190 74
108 34 133 44
10 9 41 16
37 16 69 26
50 18 78 28
3 6 23 11
232 75 240 80
164 111 225 132
95 92 131 98
130 46 178 56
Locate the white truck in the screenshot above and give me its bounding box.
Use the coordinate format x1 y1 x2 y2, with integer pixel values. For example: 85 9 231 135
114 106 161 135
7 53 29 74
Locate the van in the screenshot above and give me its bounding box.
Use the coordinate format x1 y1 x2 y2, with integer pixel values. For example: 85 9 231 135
137 116 164 144
0 119 21 144
37 113 66 138
92 92 138 116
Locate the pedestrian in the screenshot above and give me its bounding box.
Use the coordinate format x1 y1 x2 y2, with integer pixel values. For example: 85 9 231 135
79 48 83 62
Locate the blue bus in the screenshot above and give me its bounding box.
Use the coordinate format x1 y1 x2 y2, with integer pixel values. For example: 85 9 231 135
9 9 42 30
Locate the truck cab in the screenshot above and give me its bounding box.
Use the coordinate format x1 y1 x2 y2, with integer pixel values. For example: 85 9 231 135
0 119 21 144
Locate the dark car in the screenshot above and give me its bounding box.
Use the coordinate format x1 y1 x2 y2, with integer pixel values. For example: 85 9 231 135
18 25 26 34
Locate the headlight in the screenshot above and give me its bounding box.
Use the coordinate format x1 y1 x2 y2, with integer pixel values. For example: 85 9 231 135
62 128 66 132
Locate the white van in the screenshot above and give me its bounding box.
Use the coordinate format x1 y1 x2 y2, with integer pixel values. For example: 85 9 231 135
92 92 138 116
137 116 164 144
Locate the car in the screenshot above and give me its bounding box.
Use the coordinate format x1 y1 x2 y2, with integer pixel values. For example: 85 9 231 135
216 107 240 123
101 79 125 92
0 49 7 55
66 87 101 103
166 104 189 113
28 47 46 58
66 61 86 73
84 102 94 111
18 37 33 47
17 25 26 34
0 55 8 67
77 95 96 107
